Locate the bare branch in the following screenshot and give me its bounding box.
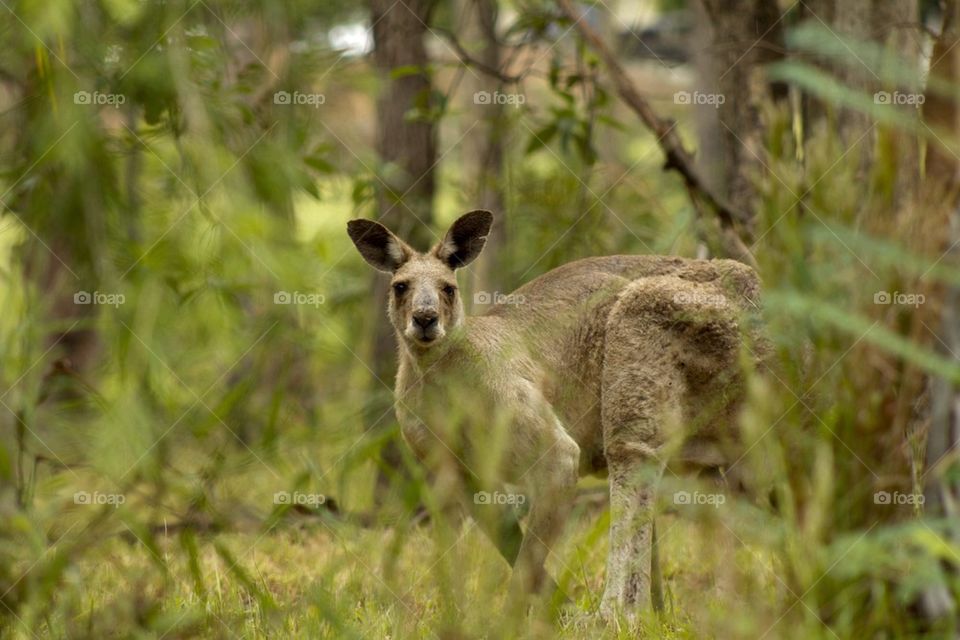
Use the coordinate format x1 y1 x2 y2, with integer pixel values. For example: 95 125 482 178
435 27 524 84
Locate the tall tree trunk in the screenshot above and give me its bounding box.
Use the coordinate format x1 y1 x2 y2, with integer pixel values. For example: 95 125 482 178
461 0 507 298
923 0 960 542
831 0 875 176
799 0 835 140
695 0 788 235
873 1 921 208
369 0 438 504
917 0 960 622
799 0 920 201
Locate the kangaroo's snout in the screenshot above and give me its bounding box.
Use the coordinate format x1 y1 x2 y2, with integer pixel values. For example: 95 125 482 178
413 310 438 330
410 306 442 343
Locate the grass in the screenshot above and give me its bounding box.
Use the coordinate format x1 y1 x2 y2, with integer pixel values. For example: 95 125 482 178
8 444 838 640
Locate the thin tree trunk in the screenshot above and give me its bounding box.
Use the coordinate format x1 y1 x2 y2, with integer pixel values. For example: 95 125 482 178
696 0 788 234
917 0 960 622
832 0 875 176
800 0 920 196
369 0 438 504
799 0 835 140
923 0 960 530
875 1 922 208
462 0 507 298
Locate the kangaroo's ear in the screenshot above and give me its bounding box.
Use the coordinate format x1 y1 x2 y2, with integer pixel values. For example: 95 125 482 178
347 219 414 273
434 210 493 269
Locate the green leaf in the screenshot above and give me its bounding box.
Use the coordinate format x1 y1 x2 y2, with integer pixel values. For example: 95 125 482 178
525 124 557 154
179 528 206 599
574 132 597 166
390 64 427 80
304 154 336 175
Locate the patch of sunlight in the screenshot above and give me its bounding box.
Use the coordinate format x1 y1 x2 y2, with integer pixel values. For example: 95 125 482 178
294 176 356 242
0 215 26 272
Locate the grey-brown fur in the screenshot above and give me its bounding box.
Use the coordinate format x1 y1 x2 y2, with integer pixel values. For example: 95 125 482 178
347 210 765 621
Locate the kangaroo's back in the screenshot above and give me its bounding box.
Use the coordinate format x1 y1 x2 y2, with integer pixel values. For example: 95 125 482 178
470 254 761 471
479 254 760 372
483 254 757 321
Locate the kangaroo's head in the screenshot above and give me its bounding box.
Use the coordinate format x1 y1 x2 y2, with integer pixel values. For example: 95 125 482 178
347 210 492 350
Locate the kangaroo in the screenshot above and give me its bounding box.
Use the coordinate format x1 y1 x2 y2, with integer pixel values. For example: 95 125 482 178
347 209 765 619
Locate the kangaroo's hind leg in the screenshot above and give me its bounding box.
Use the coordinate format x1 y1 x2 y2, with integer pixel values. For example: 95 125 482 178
599 274 746 622
599 277 696 620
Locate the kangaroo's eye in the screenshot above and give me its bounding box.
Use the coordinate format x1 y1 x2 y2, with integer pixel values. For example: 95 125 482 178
393 282 407 295
442 284 456 297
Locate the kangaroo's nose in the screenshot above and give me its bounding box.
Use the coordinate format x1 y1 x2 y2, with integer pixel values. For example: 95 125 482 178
413 311 438 330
